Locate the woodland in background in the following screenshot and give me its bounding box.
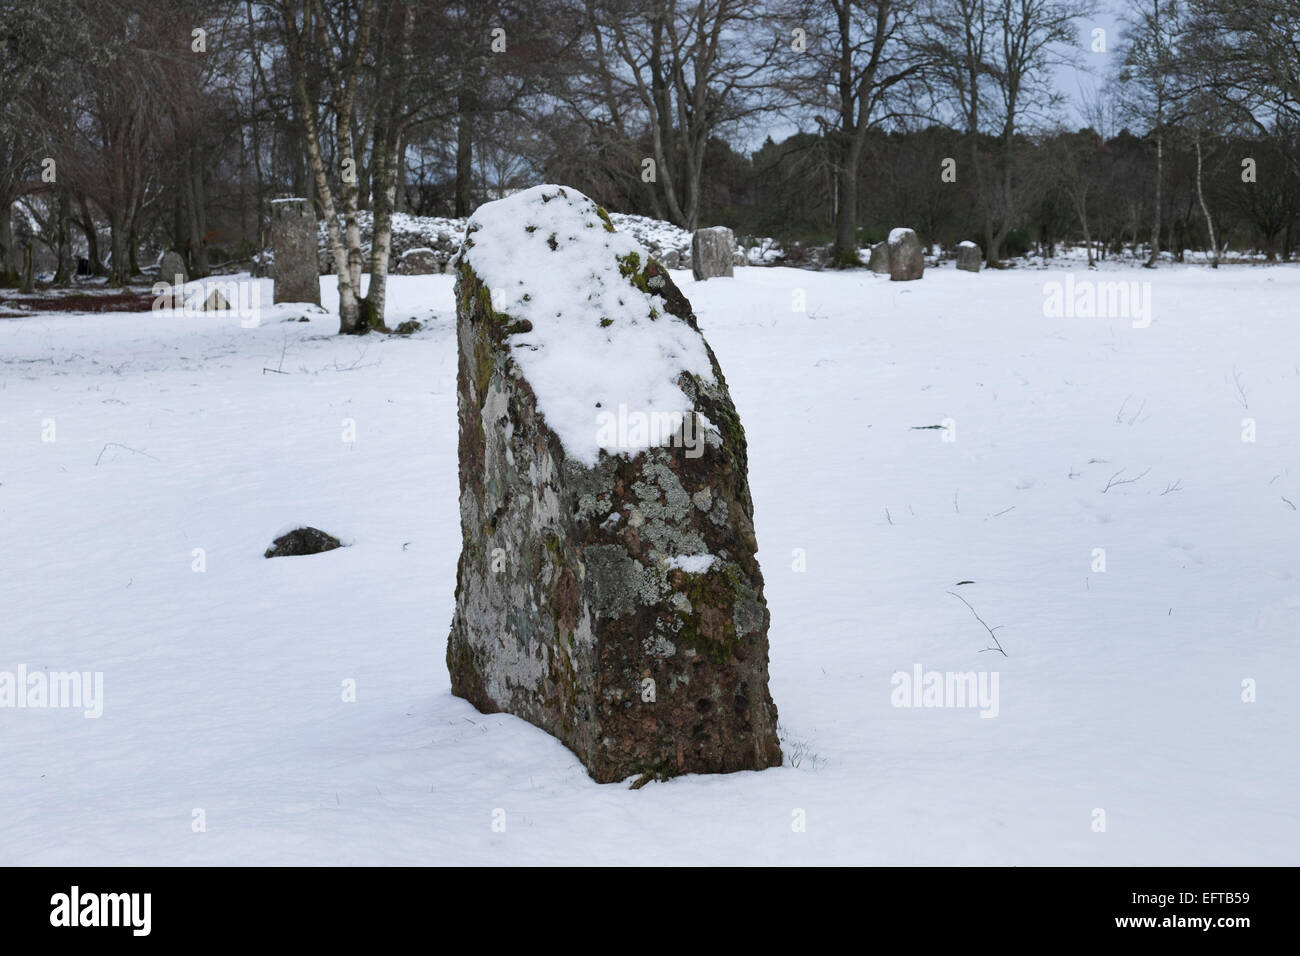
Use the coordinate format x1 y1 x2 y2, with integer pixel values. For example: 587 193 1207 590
2 0 1299 327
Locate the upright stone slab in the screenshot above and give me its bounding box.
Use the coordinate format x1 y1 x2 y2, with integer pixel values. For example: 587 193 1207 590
270 198 321 305
956 241 982 272
867 241 890 275
203 287 231 311
448 185 781 783
158 250 188 287
887 227 924 281
691 226 735 281
394 247 442 275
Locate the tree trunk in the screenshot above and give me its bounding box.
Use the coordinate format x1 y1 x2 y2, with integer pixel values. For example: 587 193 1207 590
1194 135 1218 268
1146 130 1163 268
455 87 475 218
832 135 862 265
291 68 360 332
53 189 72 284
78 197 102 274
987 133 1014 263
128 222 141 276
108 220 124 285
971 136 995 267
188 154 210 277
0 199 16 281
281 0 375 332
20 240 34 292
362 1 414 331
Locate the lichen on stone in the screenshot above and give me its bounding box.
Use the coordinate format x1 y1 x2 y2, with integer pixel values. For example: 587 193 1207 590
447 185 781 783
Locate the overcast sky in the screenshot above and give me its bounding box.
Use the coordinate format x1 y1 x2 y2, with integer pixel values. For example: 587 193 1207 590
751 2 1130 149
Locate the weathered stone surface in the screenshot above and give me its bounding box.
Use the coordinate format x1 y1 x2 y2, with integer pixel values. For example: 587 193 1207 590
264 527 342 558
448 185 781 784
159 250 188 287
394 247 443 275
270 198 321 305
660 249 681 270
733 250 748 267
887 227 924 281
867 241 890 275
691 226 735 281
956 240 982 272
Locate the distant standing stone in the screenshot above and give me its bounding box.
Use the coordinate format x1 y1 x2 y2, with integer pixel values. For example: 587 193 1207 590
887 228 925 281
956 241 982 272
691 226 735 281
202 288 231 311
270 198 321 305
867 241 890 275
394 247 441 275
159 250 188 288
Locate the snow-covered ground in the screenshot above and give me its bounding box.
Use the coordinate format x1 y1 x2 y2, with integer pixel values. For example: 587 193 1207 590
2 261 1298 865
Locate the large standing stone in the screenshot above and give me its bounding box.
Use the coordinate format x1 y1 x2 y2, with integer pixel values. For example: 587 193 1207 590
448 185 782 783
956 240 982 272
691 226 735 281
887 227 925 281
270 198 321 305
867 241 890 275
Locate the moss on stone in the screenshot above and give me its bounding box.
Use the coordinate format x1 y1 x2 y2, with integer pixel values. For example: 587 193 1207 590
670 562 748 664
473 335 494 400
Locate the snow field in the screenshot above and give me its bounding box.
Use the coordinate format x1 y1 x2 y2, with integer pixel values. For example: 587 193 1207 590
1 262 1297 864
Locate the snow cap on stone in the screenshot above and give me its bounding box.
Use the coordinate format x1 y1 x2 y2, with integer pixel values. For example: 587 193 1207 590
458 184 717 465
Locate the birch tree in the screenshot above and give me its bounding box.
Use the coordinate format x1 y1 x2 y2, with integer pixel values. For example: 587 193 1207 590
278 0 374 334
359 0 415 328
1116 0 1185 267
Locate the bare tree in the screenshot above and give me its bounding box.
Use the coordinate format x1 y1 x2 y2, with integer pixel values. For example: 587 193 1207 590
928 0 1091 266
781 0 931 265
1051 127 1106 264
591 0 783 230
1116 0 1188 268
